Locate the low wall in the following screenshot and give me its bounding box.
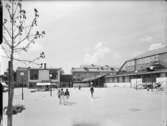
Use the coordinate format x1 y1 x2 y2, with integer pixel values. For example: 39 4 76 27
73 83 89 87
104 83 131 88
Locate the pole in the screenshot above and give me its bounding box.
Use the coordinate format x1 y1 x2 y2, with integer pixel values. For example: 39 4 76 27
49 74 52 96
50 81 52 96
0 0 3 44
22 77 24 100
151 74 153 92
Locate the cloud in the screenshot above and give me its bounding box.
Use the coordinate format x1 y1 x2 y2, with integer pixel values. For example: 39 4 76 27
29 42 43 52
148 42 165 51
132 51 143 57
83 42 110 64
140 36 153 43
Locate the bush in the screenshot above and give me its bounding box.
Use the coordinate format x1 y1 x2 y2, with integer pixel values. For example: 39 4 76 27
4 105 25 115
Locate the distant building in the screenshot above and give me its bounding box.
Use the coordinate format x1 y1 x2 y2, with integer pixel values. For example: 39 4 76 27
105 46 167 86
16 66 61 88
71 64 116 87
60 74 73 87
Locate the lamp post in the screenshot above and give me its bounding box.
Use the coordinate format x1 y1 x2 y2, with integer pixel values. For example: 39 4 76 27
20 72 24 100
135 70 138 90
49 74 52 96
150 66 154 91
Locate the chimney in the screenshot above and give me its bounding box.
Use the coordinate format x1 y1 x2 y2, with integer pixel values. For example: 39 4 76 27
44 63 47 69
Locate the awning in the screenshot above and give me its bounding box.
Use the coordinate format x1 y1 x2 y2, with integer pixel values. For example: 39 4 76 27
36 82 51 86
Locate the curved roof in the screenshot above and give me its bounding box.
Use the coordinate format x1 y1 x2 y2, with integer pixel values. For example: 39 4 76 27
130 46 167 60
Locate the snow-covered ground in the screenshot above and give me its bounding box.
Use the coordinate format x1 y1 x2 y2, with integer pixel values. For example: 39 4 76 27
2 87 167 126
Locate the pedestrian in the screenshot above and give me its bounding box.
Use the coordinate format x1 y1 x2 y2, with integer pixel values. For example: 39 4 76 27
60 88 65 105
78 85 81 90
57 89 61 104
90 85 94 98
65 89 70 104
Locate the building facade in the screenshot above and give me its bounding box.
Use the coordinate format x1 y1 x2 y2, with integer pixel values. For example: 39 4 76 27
105 46 167 86
72 65 116 87
60 74 73 87
16 67 61 88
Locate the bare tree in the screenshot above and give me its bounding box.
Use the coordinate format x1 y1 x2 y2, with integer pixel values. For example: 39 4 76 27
2 0 45 126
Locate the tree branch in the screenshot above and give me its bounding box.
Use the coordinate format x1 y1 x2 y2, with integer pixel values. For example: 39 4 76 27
13 1 19 17
14 18 36 48
24 38 35 49
13 31 21 40
3 35 12 48
0 55 42 66
7 8 12 20
3 24 12 39
14 35 28 47
1 45 10 58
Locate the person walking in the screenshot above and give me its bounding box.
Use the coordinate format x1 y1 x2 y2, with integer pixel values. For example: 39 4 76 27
65 89 70 104
57 89 61 104
78 85 81 90
60 88 65 105
90 85 94 98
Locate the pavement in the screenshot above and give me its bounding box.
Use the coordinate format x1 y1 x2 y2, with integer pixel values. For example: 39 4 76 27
2 87 167 126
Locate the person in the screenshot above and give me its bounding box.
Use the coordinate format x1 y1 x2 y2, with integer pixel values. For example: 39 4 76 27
64 89 70 104
57 89 61 104
90 85 94 98
60 88 65 105
78 85 81 90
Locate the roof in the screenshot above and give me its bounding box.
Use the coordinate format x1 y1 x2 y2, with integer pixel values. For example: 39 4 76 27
130 46 167 60
106 69 167 78
81 75 105 82
71 68 115 72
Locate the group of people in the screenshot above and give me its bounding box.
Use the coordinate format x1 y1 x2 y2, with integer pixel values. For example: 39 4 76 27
57 88 70 105
57 85 95 105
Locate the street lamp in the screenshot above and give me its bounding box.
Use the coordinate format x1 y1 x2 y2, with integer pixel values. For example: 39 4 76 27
20 72 24 100
135 70 138 90
49 74 52 96
149 66 155 91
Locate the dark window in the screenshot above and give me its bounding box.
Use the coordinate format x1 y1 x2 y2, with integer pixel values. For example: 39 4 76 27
49 70 58 79
122 76 125 82
30 69 39 80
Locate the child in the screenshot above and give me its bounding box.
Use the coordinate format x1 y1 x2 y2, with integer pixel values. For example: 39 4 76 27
65 89 70 104
57 89 61 104
90 86 94 98
60 88 65 105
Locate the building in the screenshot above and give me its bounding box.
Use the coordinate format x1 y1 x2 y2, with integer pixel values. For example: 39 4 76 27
72 64 116 87
16 66 61 88
60 74 73 87
105 46 167 87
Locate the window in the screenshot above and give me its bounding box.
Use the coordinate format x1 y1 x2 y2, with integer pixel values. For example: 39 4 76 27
30 69 39 80
49 70 58 80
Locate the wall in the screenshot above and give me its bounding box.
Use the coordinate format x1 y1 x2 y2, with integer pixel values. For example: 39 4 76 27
159 53 167 68
104 82 131 88
16 69 28 87
28 69 60 87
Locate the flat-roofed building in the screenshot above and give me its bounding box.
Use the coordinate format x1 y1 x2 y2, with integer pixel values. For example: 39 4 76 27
105 46 167 88
16 66 61 88
72 64 117 87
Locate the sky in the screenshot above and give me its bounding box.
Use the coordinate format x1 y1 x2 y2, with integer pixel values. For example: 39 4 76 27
0 1 167 74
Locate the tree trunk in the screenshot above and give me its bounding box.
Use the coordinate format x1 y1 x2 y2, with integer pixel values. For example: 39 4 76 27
7 61 14 126
7 1 14 125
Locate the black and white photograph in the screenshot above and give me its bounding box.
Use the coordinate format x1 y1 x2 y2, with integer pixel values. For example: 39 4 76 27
0 0 167 126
